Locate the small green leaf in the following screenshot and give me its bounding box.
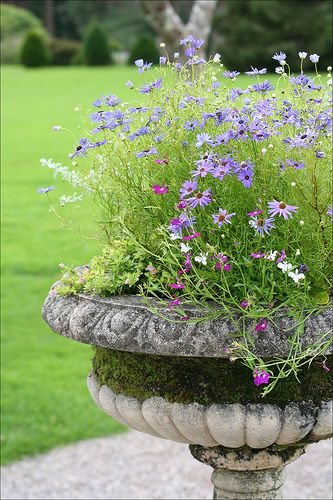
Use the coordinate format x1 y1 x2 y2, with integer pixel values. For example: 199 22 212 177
309 287 330 305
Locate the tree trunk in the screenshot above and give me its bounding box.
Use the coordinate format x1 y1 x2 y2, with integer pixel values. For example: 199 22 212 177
44 0 55 36
141 0 217 59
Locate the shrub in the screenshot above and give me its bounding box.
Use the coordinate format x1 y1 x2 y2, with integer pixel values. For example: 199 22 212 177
82 23 112 66
128 36 160 65
1 4 46 64
50 38 81 66
21 30 50 67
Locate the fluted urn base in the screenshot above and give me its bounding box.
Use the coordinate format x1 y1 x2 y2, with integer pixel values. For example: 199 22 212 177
190 443 306 499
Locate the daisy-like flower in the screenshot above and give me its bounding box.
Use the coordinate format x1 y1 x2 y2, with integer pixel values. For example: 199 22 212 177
288 269 305 283
194 253 208 265
37 186 55 194
180 180 198 199
195 133 214 148
152 184 168 195
238 170 253 188
327 204 333 221
223 70 240 79
268 200 298 219
272 51 286 63
265 250 278 262
212 209 236 227
249 216 275 236
277 261 293 273
187 188 212 209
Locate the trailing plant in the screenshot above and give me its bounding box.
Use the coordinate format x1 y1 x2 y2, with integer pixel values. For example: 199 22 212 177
40 38 333 394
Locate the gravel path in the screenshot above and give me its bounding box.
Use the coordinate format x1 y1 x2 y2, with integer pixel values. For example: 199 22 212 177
1 432 332 500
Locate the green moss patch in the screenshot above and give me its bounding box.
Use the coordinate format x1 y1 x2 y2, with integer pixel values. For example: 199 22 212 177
92 348 332 406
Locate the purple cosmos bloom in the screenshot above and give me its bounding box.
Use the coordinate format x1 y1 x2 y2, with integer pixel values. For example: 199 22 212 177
250 252 266 259
327 204 333 221
212 209 236 227
135 147 158 158
286 159 305 170
238 170 253 188
223 263 231 272
105 94 121 106
195 133 214 148
223 70 240 79
70 138 90 158
180 180 198 199
255 318 268 332
272 51 286 63
185 47 196 58
169 214 196 236
250 216 276 236
37 186 55 194
152 185 168 195
316 151 325 158
240 300 249 309
192 163 212 178
184 119 199 131
187 188 212 209
183 232 200 241
268 200 298 219
253 368 270 386
169 283 185 289
160 56 167 65
245 67 267 76
309 54 320 63
252 80 274 93
177 201 187 210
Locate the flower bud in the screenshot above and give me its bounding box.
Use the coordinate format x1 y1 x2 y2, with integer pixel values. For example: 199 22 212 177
160 42 166 48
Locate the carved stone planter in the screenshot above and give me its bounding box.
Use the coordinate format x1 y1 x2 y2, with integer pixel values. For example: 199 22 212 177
43 287 332 499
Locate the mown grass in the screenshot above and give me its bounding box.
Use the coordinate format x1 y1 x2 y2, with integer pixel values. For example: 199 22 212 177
1 65 277 464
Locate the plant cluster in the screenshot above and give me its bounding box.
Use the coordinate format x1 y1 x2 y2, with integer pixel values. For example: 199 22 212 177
41 38 332 394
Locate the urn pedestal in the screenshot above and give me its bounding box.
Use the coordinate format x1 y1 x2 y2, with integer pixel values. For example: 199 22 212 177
43 288 332 499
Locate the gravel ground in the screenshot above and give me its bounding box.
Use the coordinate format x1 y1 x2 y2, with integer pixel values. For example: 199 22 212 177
1 432 332 500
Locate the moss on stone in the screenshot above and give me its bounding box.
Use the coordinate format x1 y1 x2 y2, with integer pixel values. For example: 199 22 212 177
92 347 332 406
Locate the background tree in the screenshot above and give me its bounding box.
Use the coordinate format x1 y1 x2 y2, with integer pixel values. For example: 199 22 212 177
83 23 112 66
141 0 217 57
20 29 50 67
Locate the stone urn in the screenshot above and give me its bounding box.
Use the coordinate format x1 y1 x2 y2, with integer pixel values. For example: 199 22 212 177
42 286 332 499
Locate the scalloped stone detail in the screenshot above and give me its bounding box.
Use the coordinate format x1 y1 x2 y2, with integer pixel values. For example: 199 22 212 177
87 372 332 448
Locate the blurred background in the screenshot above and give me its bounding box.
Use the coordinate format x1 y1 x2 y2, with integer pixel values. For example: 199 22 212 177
1 0 332 467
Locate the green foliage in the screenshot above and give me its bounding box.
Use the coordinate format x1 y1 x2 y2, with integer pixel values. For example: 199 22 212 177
56 242 149 297
50 38 81 66
128 36 160 65
213 0 332 71
0 3 46 64
82 23 112 66
20 30 50 67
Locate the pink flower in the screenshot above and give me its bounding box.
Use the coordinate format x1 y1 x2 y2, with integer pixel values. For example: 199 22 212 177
276 249 286 264
247 209 263 217
154 158 168 165
168 298 181 308
169 283 185 289
223 263 231 272
180 316 190 321
240 300 249 309
251 252 266 259
253 368 270 386
152 184 168 195
255 318 268 331
183 232 201 241
146 265 157 275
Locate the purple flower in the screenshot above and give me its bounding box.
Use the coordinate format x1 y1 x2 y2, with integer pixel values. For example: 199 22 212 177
125 81 134 88
192 163 212 178
183 232 201 241
104 94 121 107
245 67 267 76
316 151 325 158
276 250 286 264
238 170 253 188
92 99 102 108
240 300 249 309
152 184 168 195
249 217 275 236
299 264 309 273
223 70 240 79
169 283 185 289
247 209 263 217
187 188 212 209
184 119 199 131
212 209 236 227
160 56 167 65
185 47 196 58
252 81 274 93
268 200 298 219
69 138 90 158
253 368 270 387
134 59 152 73
169 214 196 236
37 186 55 194
139 78 162 94
272 51 286 63
255 318 268 332
135 147 158 158
195 133 214 148
180 180 198 199
286 159 304 170
327 204 333 221
250 252 266 259
168 298 181 308
309 54 320 63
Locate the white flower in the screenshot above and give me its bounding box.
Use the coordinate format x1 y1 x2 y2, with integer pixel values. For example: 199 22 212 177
309 54 320 63
180 243 191 253
174 52 180 59
170 233 182 240
160 42 166 48
299 52 307 60
265 250 277 262
59 193 83 205
277 261 293 273
299 220 305 226
291 182 296 187
213 53 221 64
295 249 301 256
53 125 61 131
327 66 332 71
288 270 305 283
194 253 208 265
261 148 267 154
275 66 284 74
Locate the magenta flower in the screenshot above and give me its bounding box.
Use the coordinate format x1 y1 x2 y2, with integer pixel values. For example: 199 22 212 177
223 263 231 272
247 209 263 217
240 300 249 309
253 368 270 387
276 250 286 264
169 283 185 289
183 232 201 241
152 184 168 195
255 318 268 331
154 158 168 165
168 298 181 308
180 316 190 321
249 216 275 236
187 188 212 208
212 209 236 227
250 252 266 259
268 200 298 219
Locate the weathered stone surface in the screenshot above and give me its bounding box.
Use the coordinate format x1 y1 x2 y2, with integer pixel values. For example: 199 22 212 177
42 286 333 358
87 372 332 447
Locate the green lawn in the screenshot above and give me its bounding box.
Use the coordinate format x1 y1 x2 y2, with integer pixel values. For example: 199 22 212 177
1 66 279 465
1 65 149 464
